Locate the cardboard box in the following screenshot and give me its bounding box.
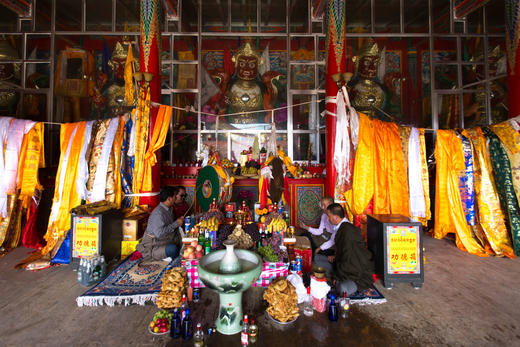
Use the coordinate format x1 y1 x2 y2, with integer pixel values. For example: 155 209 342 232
121 240 140 259
122 215 148 241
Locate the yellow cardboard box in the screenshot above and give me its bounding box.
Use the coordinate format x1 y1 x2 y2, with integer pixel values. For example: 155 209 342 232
122 215 148 241
121 240 140 259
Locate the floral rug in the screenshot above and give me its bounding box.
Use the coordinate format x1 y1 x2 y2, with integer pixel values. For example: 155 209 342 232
76 257 169 307
348 284 387 305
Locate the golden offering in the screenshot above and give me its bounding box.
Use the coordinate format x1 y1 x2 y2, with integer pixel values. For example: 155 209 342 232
263 278 299 323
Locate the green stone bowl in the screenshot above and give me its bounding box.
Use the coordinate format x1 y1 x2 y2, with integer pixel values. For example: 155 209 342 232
197 249 262 335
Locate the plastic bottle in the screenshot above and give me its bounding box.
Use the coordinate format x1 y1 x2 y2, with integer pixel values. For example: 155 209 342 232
77 259 83 282
241 315 249 346
182 308 193 340
193 322 204 347
339 292 350 319
170 308 181 339
328 293 338 322
181 294 188 321
248 319 258 344
304 286 314 316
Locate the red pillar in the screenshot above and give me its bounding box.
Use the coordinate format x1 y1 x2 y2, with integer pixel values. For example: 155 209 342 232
325 0 347 198
139 0 161 208
508 55 520 118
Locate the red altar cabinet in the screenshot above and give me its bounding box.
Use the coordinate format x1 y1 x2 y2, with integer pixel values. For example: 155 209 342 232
286 178 325 227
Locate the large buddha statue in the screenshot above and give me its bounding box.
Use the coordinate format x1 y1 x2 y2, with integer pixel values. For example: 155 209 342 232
223 40 283 125
103 42 131 116
349 39 387 118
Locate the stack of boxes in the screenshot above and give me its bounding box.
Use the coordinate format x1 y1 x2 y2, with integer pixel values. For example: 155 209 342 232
121 213 148 259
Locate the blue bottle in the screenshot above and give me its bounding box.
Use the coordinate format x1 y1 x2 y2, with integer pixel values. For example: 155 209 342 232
328 293 339 322
170 308 181 339
182 308 193 340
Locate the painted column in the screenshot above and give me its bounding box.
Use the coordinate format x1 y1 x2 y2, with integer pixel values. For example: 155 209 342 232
139 0 161 207
325 0 347 198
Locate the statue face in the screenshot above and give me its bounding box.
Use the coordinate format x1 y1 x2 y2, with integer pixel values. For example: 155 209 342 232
0 63 14 80
237 56 258 80
111 58 126 80
358 55 379 79
96 70 108 89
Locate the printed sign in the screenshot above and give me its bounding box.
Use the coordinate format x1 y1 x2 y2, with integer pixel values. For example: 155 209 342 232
73 216 100 257
386 226 421 274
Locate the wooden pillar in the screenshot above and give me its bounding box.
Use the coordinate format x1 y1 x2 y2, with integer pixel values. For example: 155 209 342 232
325 0 347 198
139 0 161 207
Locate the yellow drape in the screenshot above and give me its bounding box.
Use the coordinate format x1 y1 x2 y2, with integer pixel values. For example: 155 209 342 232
418 129 431 223
16 123 44 199
141 104 172 192
131 86 150 207
489 122 520 204
467 128 515 258
434 130 487 256
344 113 374 216
105 116 124 206
373 119 409 216
40 122 86 256
124 45 135 106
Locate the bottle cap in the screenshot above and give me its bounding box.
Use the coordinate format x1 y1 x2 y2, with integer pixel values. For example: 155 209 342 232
307 286 311 294
196 323 201 329
251 319 255 325
185 308 190 315
244 315 248 323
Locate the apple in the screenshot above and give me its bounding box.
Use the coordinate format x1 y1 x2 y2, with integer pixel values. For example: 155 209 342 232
196 251 203 259
186 247 194 254
160 327 167 333
190 241 198 247
196 245 202 252
188 253 195 260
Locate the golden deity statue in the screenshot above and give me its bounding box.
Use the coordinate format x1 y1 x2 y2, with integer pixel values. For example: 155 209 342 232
349 39 386 117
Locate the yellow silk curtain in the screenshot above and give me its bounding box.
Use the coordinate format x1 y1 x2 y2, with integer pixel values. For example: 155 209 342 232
490 122 520 203
17 123 45 199
41 122 86 256
141 104 172 192
466 128 515 258
434 130 487 257
344 113 374 216
373 119 409 216
131 87 151 207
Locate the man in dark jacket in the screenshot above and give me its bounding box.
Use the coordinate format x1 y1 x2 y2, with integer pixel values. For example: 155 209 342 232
136 186 184 261
314 203 375 295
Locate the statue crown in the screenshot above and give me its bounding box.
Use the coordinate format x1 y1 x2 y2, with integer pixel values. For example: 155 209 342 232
232 41 263 66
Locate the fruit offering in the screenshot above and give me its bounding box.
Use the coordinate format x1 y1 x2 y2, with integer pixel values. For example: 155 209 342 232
183 240 204 260
263 278 299 323
227 224 253 249
198 216 220 232
149 309 173 333
258 244 279 262
156 268 188 309
260 233 287 261
221 158 234 168
266 216 287 235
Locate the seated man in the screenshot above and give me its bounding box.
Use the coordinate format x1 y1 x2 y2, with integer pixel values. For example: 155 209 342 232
136 186 184 261
298 196 335 257
172 185 191 218
314 203 375 296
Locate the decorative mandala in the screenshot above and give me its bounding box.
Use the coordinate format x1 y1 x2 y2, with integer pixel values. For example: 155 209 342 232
297 188 322 225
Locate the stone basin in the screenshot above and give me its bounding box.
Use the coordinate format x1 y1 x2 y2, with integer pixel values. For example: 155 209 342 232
197 248 262 335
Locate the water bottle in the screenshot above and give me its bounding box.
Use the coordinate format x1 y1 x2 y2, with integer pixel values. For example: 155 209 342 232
170 308 181 339
182 308 193 340
328 293 338 322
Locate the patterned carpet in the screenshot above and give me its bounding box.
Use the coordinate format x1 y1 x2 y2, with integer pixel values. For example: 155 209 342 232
76 257 169 307
348 284 387 305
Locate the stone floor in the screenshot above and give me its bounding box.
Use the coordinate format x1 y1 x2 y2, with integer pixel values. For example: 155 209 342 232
0 235 519 347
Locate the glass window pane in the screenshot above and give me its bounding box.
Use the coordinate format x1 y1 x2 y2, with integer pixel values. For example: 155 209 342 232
175 36 198 61
293 133 317 161
172 133 198 163
55 0 82 31
291 65 315 90
0 5 19 32
261 0 286 32
486 0 505 34
87 0 112 31
432 0 450 34
35 0 52 31
466 7 484 33
290 0 308 33
181 0 198 32
375 0 400 33
202 132 227 160
116 0 140 32
292 94 319 130
202 0 228 32
438 94 461 129
170 93 198 130
346 0 370 32
231 0 257 32
404 0 428 33
173 64 198 89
